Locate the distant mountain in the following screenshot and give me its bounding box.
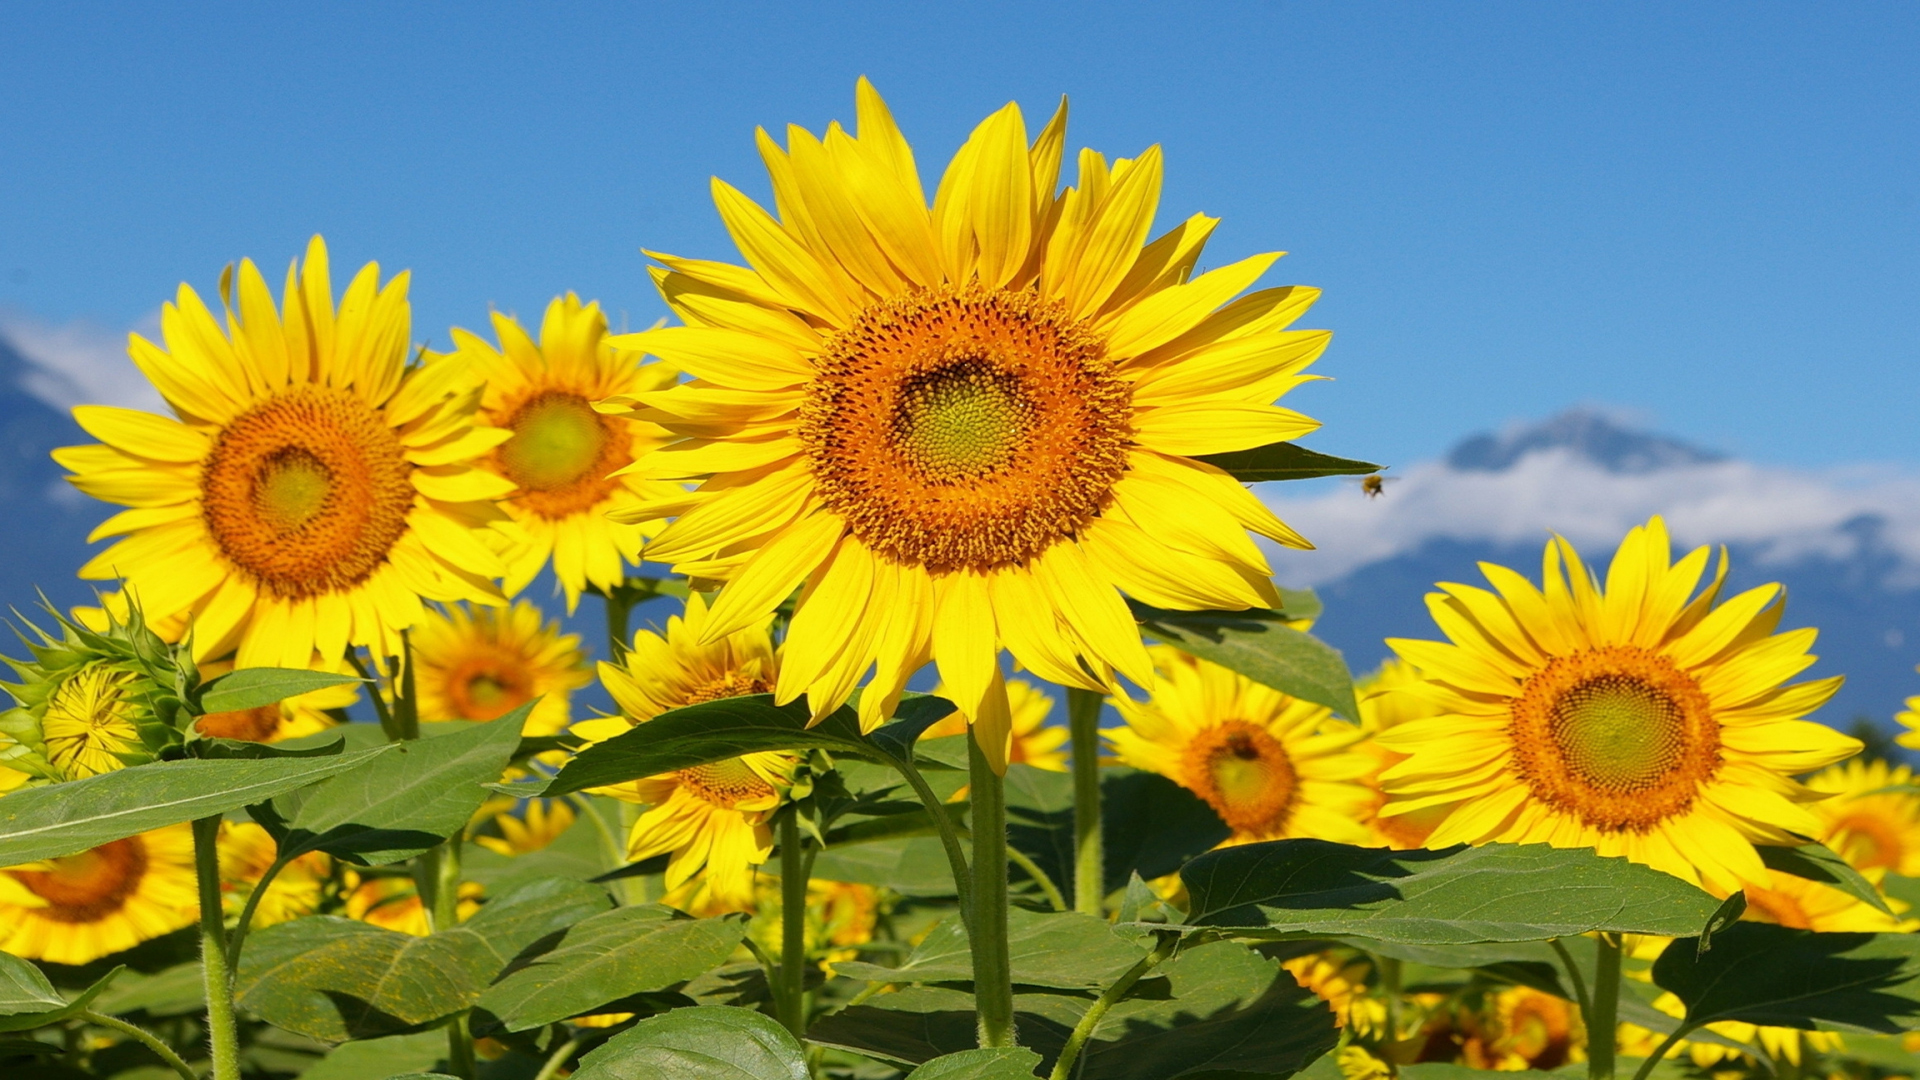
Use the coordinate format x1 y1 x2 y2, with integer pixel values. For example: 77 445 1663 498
0 334 107 618
1267 410 1920 745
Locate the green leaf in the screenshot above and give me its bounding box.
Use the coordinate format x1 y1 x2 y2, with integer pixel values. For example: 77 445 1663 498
92 960 205 1017
441 876 614 973
546 694 959 797
1651 923 1920 1033
572 1005 809 1080
810 940 1338 1078
0 748 390 863
274 704 531 865
233 917 484 1041
298 1031 447 1080
1179 840 1723 944
905 1048 1044 1079
1003 766 1228 907
0 1038 57 1056
198 667 362 714
0 953 64 1016
0 966 121 1033
1130 604 1360 720
1193 441 1383 482
477 906 747 1031
1759 841 1895 915
834 907 1146 990
808 835 962 897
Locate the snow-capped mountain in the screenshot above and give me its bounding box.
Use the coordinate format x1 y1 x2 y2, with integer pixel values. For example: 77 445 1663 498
1265 410 1920 736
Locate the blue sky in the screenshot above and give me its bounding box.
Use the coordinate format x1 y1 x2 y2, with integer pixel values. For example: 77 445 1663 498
3 2 1917 470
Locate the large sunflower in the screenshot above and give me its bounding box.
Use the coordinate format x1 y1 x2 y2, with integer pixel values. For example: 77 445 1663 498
573 593 796 911
57 236 512 669
1106 646 1374 845
411 600 590 736
599 79 1327 768
1377 516 1860 895
450 294 679 610
0 823 199 965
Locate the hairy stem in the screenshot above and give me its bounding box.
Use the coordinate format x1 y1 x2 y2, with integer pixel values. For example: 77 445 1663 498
1065 687 1104 916
888 745 973 928
1589 932 1623 1080
224 854 290 971
1049 931 1178 1080
192 816 242 1080
777 810 814 1040
80 1009 196 1080
968 728 1016 1048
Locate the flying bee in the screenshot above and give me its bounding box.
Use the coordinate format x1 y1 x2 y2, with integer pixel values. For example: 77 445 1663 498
1353 473 1399 499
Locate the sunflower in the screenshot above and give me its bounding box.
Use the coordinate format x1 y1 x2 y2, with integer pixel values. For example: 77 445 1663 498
193 660 356 743
449 294 679 611
1106 646 1374 844
0 823 199 965
411 600 590 736
1808 758 1920 877
572 593 795 911
56 236 512 670
342 870 483 936
598 79 1328 767
219 821 330 929
0 607 186 781
1650 993 1844 1069
471 797 577 857
1376 516 1860 896
924 676 1068 771
1463 987 1584 1072
1283 949 1384 1035
1353 659 1448 849
1896 672 1920 750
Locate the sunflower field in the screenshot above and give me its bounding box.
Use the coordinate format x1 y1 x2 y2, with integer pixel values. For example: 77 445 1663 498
4 80 1920 1080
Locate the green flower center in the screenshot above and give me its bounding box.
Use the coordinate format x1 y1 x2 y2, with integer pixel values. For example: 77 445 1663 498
1549 674 1688 791
255 448 333 532
891 363 1034 481
501 392 609 491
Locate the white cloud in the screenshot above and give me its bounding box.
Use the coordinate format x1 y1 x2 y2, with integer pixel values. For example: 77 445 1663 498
0 307 166 414
1261 448 1920 587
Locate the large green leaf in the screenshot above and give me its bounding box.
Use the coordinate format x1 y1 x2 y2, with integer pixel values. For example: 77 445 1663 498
1194 442 1382 482
1651 923 1920 1033
0 965 121 1033
545 694 955 796
298 1031 447 1080
906 1049 1045 1079
1759 841 1895 915
572 1005 809 1080
1004 766 1228 908
811 940 1338 1078
834 907 1146 990
0 748 390 863
0 953 64 1016
441 876 614 973
268 705 531 865
197 667 362 715
477 906 747 1031
1130 604 1360 720
233 916 483 1040
92 960 205 1017
1179 840 1722 944
809 835 962 897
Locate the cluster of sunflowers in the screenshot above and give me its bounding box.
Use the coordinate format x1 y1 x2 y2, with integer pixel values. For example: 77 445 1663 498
1 80 1918 1080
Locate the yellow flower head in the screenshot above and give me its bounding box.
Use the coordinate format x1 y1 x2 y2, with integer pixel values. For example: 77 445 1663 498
600 79 1328 769
57 236 513 669
0 824 199 965
1106 646 1374 845
449 294 680 611
1740 867 1910 932
1378 516 1860 895
574 593 795 912
925 676 1068 771
1895 669 1920 750
1805 757 1920 878
220 821 330 929
471 797 577 857
1468 986 1584 1071
1283 950 1384 1036
412 600 590 736
343 869 482 936
1353 658 1449 849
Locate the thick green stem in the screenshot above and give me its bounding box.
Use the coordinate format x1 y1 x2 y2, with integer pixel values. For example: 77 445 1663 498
776 811 813 1040
1065 687 1104 916
968 729 1016 1048
889 747 973 927
1588 932 1622 1080
193 816 242 1080
81 1009 196 1080
426 839 474 1078
1379 955 1402 1042
1050 931 1178 1080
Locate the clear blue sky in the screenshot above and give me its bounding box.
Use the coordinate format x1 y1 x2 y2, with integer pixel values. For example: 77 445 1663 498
3 2 1916 470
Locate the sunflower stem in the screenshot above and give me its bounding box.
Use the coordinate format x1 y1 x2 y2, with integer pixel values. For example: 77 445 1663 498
968 727 1017 1048
1065 687 1105 916
777 809 814 1040
1588 932 1623 1080
889 745 973 927
1547 937 1593 1041
192 815 242 1080
1049 929 1178 1080
224 854 291 971
80 1009 196 1080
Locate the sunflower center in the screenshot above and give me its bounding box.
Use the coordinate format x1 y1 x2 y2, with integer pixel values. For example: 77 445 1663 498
801 284 1132 573
1180 720 1299 836
676 757 777 810
447 656 534 720
43 665 141 778
195 704 283 743
10 837 147 922
498 389 631 520
201 385 414 600
683 670 770 707
1509 646 1721 832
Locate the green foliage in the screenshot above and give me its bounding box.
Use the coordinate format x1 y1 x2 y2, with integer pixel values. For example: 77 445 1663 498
1651 923 1920 1033
834 908 1146 989
570 1005 810 1080
0 955 119 1032
1193 441 1382 482
1759 841 1897 914
1130 602 1361 720
906 1048 1046 1079
1002 765 1229 905
1178 839 1724 944
196 667 360 715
